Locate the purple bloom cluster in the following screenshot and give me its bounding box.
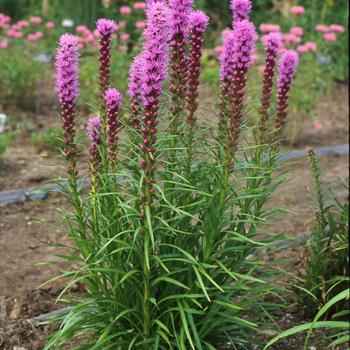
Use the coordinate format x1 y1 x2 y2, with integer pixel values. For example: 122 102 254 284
55 34 80 174
186 10 209 127
230 0 252 24
55 34 80 107
128 54 145 129
87 115 102 144
275 50 299 133
139 1 170 191
169 0 194 124
105 88 122 164
96 18 117 107
87 115 102 175
259 33 281 135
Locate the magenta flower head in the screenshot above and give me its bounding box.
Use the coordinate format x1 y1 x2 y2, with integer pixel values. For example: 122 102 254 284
96 18 117 107
55 34 80 106
259 32 281 136
128 54 145 128
187 10 209 127
87 115 102 145
140 1 170 199
225 19 257 169
169 0 194 124
55 33 80 175
105 88 122 164
275 50 299 135
231 0 252 24
87 115 102 175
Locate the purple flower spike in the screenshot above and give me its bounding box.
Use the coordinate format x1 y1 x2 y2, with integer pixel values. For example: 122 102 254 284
105 88 122 165
96 18 117 107
225 19 257 170
55 33 80 176
128 54 145 129
275 50 299 135
169 0 194 127
87 115 102 176
187 10 209 127
96 18 117 37
259 32 281 136
140 1 170 200
87 115 102 144
231 0 252 24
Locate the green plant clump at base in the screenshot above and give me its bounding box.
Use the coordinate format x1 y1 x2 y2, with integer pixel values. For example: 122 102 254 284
43 2 302 349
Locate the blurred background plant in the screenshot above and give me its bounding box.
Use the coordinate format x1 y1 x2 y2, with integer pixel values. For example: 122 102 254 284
298 149 349 317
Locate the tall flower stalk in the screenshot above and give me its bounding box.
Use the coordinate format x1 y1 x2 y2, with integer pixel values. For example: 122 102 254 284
86 115 102 178
225 19 258 172
275 50 299 141
139 1 170 341
105 88 122 167
96 19 117 109
55 33 80 179
186 10 209 168
258 32 281 142
168 0 194 132
128 54 144 129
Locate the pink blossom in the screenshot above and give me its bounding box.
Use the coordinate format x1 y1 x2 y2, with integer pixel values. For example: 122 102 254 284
118 45 127 52
45 21 55 29
283 33 301 44
214 45 223 55
29 16 42 24
324 33 337 42
102 0 111 7
314 122 323 131
305 41 317 52
84 33 95 43
290 26 303 36
222 28 232 38
7 29 22 38
259 23 281 33
315 24 329 33
26 31 44 41
258 65 265 73
118 21 126 29
250 53 260 64
290 6 305 15
330 24 345 33
120 33 130 41
297 45 308 53
136 21 146 29
0 14 11 29
76 25 89 33
17 20 29 28
134 2 147 10
0 39 9 49
120 6 132 15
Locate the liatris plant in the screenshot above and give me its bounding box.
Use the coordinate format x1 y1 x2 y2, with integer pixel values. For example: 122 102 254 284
55 33 79 179
96 19 117 108
258 32 281 142
46 2 300 349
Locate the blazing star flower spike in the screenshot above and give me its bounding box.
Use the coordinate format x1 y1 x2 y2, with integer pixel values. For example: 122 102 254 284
96 18 117 107
96 18 117 37
187 10 210 127
259 32 281 136
275 50 299 135
55 34 80 104
87 115 102 144
231 0 252 24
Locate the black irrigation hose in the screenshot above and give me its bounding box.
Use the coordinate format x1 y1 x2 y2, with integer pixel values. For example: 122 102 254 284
0 144 348 206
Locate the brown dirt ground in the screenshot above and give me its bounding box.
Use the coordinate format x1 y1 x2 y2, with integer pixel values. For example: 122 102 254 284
0 84 348 349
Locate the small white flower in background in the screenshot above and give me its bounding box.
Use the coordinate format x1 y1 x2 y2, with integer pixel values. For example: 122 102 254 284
62 19 74 28
0 113 7 133
34 53 52 63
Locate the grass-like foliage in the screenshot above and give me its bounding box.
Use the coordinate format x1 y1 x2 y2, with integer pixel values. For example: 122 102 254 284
44 2 300 349
302 149 349 316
